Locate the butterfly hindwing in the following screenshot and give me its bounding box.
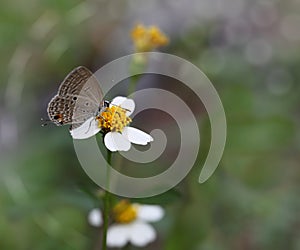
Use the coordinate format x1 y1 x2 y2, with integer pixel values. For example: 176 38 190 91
47 95 73 126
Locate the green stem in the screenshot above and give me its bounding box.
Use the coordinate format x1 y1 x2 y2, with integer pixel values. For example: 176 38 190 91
102 150 112 250
128 82 136 97
128 55 147 96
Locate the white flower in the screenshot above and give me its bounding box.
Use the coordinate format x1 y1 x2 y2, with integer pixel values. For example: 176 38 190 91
103 96 153 152
88 202 164 248
71 96 153 152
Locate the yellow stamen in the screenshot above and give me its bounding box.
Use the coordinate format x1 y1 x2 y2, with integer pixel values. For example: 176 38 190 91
97 106 131 132
113 200 137 224
131 24 169 52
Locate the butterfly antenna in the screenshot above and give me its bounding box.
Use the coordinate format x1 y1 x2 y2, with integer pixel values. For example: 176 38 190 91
41 118 51 127
110 103 132 113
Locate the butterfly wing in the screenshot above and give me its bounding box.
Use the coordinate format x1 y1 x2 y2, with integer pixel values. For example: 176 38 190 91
47 95 74 126
58 66 103 104
70 117 101 139
47 66 103 132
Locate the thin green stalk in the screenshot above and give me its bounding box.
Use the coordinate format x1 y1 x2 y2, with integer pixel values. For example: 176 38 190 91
128 55 147 96
102 150 112 250
127 75 140 97
128 82 136 97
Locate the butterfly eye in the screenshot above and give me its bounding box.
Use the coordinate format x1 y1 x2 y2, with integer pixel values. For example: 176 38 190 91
73 96 78 101
104 100 110 107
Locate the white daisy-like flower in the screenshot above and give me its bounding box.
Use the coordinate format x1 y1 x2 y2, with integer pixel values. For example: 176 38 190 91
71 96 153 152
88 200 164 248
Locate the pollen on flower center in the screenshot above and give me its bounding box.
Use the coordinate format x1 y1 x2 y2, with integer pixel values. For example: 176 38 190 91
97 106 131 132
113 200 137 224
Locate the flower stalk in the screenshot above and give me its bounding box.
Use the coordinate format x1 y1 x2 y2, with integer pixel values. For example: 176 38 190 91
102 149 112 250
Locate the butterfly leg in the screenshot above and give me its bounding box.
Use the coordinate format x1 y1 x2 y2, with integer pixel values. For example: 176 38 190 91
85 118 96 135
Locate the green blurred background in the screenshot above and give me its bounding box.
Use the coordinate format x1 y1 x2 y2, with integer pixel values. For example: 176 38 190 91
1 0 300 249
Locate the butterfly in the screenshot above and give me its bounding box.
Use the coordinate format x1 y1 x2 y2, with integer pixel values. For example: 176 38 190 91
47 66 109 139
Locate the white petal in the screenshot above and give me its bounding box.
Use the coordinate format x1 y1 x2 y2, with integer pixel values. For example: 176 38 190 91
107 224 131 247
137 205 165 222
87 208 102 227
111 96 135 115
70 117 100 139
122 127 153 145
104 132 131 152
129 221 156 247
110 96 127 106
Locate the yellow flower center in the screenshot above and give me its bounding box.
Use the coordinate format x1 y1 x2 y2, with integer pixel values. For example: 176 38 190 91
97 106 131 132
113 200 137 224
131 24 169 52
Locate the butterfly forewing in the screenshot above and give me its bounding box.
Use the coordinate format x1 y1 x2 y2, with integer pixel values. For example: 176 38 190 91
47 66 103 129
